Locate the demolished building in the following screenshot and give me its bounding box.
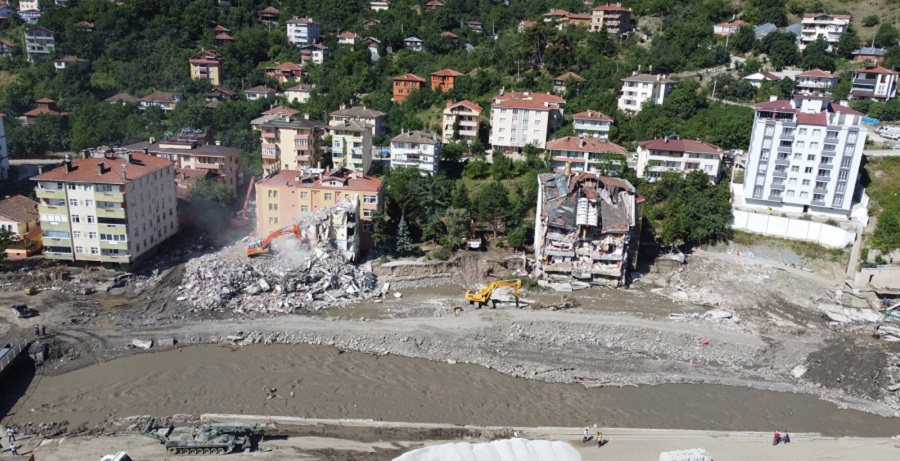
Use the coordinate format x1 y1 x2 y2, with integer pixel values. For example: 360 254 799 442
533 170 642 287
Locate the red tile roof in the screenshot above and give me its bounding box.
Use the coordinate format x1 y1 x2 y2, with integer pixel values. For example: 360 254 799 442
273 62 303 71
796 112 827 126
263 105 299 116
190 49 224 61
830 103 863 115
754 100 795 112
432 68 463 77
715 20 749 27
593 3 630 12
798 69 835 78
803 13 850 20
493 91 565 110
286 17 316 24
338 31 360 39
258 168 384 193
572 110 612 121
35 98 55 103
0 195 38 223
855 65 898 75
23 106 67 117
0 38 16 47
441 31 458 38
32 153 172 184
246 85 276 93
445 100 483 113
637 138 722 155
546 137 627 154
393 73 426 83
215 33 234 40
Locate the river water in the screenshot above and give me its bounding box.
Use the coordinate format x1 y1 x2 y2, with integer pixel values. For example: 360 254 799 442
6 344 900 437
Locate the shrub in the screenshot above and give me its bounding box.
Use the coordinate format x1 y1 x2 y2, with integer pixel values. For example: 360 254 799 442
431 246 451 261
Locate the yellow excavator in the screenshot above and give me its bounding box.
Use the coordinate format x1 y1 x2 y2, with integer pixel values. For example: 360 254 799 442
465 279 521 309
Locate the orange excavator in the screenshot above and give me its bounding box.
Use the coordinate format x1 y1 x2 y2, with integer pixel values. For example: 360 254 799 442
245 224 302 256
231 176 257 228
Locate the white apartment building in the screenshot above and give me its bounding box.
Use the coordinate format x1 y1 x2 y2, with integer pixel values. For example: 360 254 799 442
389 130 442 175
618 73 675 112
284 84 313 103
33 150 177 264
299 43 328 64
328 120 372 174
23 26 54 63
850 65 899 101
19 0 39 10
799 13 850 51
489 91 565 152
572 110 613 139
742 94 867 216
329 106 387 137
546 136 628 174
636 137 725 183
794 69 838 95
286 17 320 46
442 100 482 143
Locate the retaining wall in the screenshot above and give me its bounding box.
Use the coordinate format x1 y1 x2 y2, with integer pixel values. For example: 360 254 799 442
731 210 856 249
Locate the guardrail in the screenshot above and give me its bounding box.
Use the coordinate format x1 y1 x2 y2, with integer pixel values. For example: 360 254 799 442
0 340 28 376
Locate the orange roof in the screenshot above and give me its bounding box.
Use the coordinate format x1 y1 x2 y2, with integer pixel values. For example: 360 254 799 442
258 6 281 14
446 100 483 113
36 98 55 103
190 49 225 61
0 38 16 47
555 71 585 82
441 31 458 38
0 195 38 223
546 9 569 17
263 105 300 116
215 33 234 40
393 73 426 83
546 137 627 154
258 168 385 193
572 110 612 121
431 68 463 77
23 106 68 117
493 91 565 110
593 3 630 12
338 31 360 39
273 62 303 71
32 153 172 184
715 20 749 27
214 25 230 33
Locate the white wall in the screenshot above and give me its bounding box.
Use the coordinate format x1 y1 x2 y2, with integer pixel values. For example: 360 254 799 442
732 209 856 249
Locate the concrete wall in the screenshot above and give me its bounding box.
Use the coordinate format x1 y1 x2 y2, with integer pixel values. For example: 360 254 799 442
855 266 900 290
732 209 856 249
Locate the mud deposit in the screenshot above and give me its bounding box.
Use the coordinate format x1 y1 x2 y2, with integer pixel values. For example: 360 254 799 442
6 344 900 437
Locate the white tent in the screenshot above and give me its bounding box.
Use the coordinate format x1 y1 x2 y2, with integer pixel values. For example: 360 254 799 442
393 438 581 461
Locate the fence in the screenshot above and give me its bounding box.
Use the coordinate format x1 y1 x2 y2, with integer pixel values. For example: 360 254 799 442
731 210 856 249
0 340 27 376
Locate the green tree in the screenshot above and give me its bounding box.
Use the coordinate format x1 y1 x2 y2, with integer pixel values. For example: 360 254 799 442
863 15 880 27
506 224 528 250
835 29 862 59
395 215 413 256
731 26 757 54
875 23 900 48
189 178 235 207
474 181 512 238
800 37 835 72
444 207 471 247
441 142 465 163
490 152 515 180
759 7 788 27
370 208 392 250
0 228 16 261
451 182 471 210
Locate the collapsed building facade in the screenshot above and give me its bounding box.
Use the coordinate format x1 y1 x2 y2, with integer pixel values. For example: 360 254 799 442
534 171 642 287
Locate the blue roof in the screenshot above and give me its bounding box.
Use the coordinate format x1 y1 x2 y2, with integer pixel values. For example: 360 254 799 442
786 23 802 36
404 36 422 42
854 46 885 56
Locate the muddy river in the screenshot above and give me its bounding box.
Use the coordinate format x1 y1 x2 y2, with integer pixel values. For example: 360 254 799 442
4 344 900 437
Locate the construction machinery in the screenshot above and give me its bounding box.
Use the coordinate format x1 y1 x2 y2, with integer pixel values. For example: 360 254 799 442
874 303 900 340
465 279 521 309
466 218 485 250
245 224 302 256
140 416 264 456
231 176 257 228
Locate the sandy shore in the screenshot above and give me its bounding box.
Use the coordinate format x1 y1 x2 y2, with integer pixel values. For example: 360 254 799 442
22 420 900 461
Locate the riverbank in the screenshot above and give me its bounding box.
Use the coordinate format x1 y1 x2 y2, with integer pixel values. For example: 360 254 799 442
5 344 900 437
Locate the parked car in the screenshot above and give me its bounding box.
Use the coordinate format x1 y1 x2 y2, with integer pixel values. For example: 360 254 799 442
10 303 37 318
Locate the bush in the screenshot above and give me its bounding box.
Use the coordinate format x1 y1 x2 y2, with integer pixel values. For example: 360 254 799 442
826 218 838 226
863 15 880 27
431 246 451 261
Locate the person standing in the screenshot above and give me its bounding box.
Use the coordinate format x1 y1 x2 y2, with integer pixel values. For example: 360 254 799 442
9 441 17 455
5 427 13 443
582 427 589 443
597 432 603 448
33 324 40 339
783 431 791 444
773 430 781 445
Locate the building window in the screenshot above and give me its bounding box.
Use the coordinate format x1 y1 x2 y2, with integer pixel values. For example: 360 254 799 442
813 193 825 202
363 209 373 218
72 215 81 223
815 181 828 189
68 184 77 190
807 154 815 161
804 167 813 173
782 128 794 136
760 149 770 160
752 185 763 197
833 194 844 206
324 193 333 201
790 166 799 172
795 141 805 149
98 184 114 192
268 217 278 224
836 182 847 194
75 246 84 254
786 190 795 197
798 128 808 135
363 195 378 204
300 191 309 199
85 200 94 207
69 199 78 207
301 205 309 212
779 140 792 148
788 178 797 185
810 142 819 150
100 233 126 242
800 191 809 199
770 188 783 197
268 203 278 210
817 169 829 177
812 129 821 136
88 231 97 239
838 170 849 181
90 247 99 254
87 216 95 223
83 184 93 191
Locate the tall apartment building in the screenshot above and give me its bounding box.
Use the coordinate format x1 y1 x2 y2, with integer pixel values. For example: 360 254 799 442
251 111 326 173
389 130 442 175
489 91 566 152
590 3 631 36
255 167 384 248
742 94 867 216
618 73 675 112
636 137 725 183
328 120 372 174
23 26 54 62
189 49 225 86
799 13 850 51
33 150 177 264
442 100 482 143
286 17 320 46
850 65 899 101
124 132 243 195
329 106 386 137
572 110 613 139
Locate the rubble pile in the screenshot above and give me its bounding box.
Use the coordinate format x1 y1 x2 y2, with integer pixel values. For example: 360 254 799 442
182 204 378 314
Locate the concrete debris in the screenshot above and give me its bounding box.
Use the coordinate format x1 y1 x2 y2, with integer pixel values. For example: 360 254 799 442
132 339 153 349
156 338 176 347
702 309 734 321
182 205 378 314
791 365 808 379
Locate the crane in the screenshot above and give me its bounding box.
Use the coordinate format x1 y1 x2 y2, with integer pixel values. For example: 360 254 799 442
231 176 257 228
245 224 302 256
465 279 521 309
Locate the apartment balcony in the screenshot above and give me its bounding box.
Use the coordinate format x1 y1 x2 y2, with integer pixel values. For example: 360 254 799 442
99 240 129 251
262 152 278 160
261 131 278 139
811 200 827 207
295 155 311 162
774 158 790 166
98 222 128 233
772 170 788 178
194 162 222 170
44 251 74 261
95 191 124 202
38 204 68 215
36 188 66 199
575 247 624 261
100 254 131 263
767 194 784 202
98 207 126 219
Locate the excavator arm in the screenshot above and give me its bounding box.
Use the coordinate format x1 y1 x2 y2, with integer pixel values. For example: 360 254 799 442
246 224 302 256
465 279 521 308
